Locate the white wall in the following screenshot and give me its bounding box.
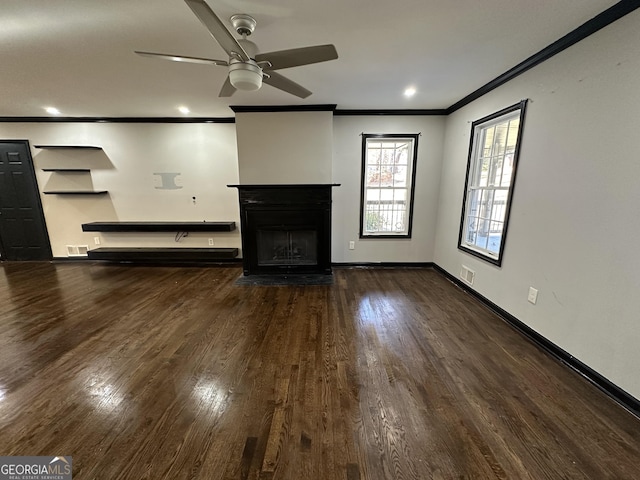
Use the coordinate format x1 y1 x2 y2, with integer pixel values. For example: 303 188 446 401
0 122 241 257
332 115 445 263
434 10 640 399
0 114 448 264
235 111 333 184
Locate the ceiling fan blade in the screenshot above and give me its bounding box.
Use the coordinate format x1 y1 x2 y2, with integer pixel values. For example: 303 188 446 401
256 44 338 71
263 71 312 98
135 51 228 66
219 77 237 97
184 0 250 61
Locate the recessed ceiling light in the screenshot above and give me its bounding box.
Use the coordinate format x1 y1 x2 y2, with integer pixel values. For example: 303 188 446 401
404 87 417 98
178 106 190 114
45 106 61 115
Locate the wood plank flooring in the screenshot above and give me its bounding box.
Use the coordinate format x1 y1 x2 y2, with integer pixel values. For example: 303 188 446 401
0 262 639 479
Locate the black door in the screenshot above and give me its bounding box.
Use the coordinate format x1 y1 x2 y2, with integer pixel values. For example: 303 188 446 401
0 141 52 260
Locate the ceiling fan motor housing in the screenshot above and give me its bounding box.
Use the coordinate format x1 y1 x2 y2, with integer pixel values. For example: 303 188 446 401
230 14 256 36
229 59 262 91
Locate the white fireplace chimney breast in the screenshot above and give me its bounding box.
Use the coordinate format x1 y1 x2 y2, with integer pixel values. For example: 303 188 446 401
235 111 333 184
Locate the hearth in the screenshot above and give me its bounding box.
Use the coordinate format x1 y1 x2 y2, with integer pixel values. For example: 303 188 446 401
229 184 339 276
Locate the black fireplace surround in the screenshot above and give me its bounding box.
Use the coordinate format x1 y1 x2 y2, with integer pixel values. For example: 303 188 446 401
229 184 339 276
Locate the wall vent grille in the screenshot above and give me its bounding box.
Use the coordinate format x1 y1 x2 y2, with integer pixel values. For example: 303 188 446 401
67 245 89 257
460 265 475 285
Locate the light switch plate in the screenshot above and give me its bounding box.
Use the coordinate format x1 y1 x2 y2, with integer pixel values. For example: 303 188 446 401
528 287 538 304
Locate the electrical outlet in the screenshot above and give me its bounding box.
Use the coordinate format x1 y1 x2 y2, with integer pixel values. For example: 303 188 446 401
528 287 538 304
349 241 355 250
94 237 100 245
208 238 214 246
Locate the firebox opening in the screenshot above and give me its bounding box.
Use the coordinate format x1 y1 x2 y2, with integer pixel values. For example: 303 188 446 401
257 229 318 266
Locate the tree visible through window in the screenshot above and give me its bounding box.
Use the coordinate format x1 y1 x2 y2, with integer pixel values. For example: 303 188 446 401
360 134 418 238
458 100 527 265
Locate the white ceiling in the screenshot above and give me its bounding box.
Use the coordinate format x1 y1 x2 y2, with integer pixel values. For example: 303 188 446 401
0 0 622 118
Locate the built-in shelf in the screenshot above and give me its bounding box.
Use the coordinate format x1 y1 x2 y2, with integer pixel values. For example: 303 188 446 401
44 191 109 195
82 221 236 232
42 168 91 172
34 145 103 150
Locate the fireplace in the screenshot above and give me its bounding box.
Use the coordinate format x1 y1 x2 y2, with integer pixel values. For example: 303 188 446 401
229 184 338 276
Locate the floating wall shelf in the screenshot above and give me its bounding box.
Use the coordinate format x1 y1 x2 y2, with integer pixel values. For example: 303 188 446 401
44 191 109 195
82 221 236 232
88 247 239 262
34 145 103 150
37 145 106 194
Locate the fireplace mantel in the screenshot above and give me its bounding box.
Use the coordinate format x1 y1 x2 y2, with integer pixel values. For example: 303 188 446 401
228 184 340 186
228 183 340 193
229 184 340 276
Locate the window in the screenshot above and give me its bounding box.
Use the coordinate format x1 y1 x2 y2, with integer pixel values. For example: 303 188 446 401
360 134 419 238
458 100 527 265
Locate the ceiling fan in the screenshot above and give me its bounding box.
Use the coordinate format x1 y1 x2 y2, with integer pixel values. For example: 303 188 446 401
135 0 338 98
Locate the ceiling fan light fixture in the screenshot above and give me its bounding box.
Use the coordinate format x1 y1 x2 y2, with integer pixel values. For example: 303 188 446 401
229 61 262 91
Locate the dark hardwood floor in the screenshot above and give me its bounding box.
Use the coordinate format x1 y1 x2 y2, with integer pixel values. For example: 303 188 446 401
0 262 639 479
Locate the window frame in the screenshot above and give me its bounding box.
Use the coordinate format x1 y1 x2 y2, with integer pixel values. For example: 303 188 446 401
458 100 527 266
359 133 419 239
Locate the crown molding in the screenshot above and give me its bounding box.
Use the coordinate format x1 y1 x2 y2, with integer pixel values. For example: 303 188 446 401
0 116 235 123
334 109 447 116
230 104 337 113
446 0 640 113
